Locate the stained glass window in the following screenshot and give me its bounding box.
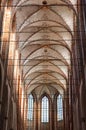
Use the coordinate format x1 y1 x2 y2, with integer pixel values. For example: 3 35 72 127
41 96 49 122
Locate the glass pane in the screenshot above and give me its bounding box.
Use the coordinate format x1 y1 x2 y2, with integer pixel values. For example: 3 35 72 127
57 94 63 121
27 94 33 120
41 96 49 122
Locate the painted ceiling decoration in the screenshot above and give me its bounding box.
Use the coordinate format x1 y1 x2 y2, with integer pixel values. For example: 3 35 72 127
12 0 77 95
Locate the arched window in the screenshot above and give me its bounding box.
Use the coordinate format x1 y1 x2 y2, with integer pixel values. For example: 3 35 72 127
57 94 63 121
41 96 49 122
27 94 34 120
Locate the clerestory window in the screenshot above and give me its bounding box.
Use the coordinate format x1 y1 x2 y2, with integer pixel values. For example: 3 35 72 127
27 94 33 120
57 94 63 121
41 96 49 122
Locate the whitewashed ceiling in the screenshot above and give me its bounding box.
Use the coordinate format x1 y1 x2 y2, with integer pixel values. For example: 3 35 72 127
13 0 77 95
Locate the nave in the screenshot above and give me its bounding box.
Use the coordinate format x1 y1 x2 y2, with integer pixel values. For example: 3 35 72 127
0 0 86 130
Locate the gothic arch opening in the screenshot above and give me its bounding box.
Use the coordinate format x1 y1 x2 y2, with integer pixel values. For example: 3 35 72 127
41 95 49 123
40 94 50 130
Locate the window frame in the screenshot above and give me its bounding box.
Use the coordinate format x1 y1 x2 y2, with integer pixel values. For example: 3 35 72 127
41 95 49 123
57 94 63 121
27 94 34 121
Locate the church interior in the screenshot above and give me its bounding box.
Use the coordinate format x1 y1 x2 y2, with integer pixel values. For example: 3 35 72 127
0 0 86 130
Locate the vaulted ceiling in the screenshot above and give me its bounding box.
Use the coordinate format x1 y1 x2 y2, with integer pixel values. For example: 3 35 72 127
12 0 77 96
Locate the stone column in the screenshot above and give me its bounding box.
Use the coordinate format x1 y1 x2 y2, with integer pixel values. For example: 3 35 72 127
38 99 41 130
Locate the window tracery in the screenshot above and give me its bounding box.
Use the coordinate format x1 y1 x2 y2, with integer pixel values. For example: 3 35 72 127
41 96 49 122
27 94 34 120
57 94 63 121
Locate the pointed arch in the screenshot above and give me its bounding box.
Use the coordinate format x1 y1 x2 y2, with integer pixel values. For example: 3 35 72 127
41 95 49 122
27 93 34 120
57 94 63 121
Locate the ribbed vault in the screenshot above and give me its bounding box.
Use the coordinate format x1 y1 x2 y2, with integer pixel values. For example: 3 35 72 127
12 0 77 96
